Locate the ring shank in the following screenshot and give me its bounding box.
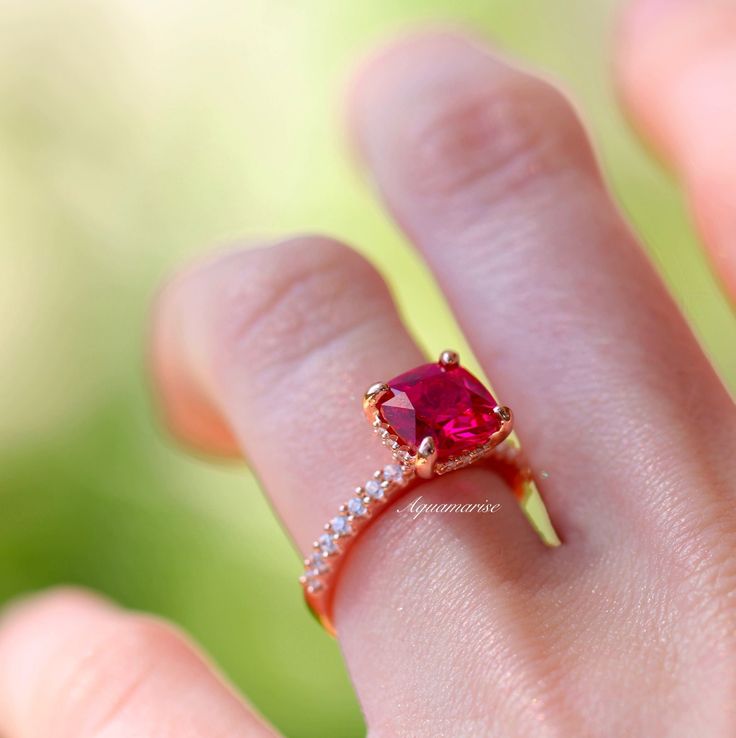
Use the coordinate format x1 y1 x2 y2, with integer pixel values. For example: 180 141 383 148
303 447 533 636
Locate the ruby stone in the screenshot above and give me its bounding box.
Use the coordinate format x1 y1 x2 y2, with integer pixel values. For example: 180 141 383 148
376 363 500 462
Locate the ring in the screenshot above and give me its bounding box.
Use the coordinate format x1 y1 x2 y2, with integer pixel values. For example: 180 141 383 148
300 350 532 635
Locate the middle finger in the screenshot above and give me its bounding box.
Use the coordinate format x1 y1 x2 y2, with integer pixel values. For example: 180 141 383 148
349 32 736 547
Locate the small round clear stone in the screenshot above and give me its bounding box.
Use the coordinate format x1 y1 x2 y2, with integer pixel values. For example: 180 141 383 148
318 533 337 554
330 515 351 536
310 552 328 573
364 479 384 499
383 464 403 482
347 497 366 516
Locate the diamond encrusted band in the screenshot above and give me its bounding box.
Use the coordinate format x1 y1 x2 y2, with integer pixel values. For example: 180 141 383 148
300 349 532 635
299 462 413 622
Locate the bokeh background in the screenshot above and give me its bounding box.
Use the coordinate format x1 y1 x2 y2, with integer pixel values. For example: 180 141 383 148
1 0 734 735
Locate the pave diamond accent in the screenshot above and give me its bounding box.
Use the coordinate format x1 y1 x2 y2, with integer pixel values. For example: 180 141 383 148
383 463 403 482
318 533 337 555
309 552 328 574
304 575 322 592
347 497 367 517
302 463 414 604
330 515 351 536
364 479 384 499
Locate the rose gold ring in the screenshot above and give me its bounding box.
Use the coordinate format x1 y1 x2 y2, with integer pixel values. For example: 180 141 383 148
300 349 532 635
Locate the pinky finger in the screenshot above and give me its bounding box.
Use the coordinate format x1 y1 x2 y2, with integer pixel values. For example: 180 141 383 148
0 588 280 738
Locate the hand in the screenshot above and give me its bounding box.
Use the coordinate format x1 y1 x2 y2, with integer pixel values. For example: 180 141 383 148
1 9 736 738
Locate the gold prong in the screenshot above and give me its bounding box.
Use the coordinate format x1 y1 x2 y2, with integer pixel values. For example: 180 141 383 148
363 382 390 417
415 436 437 479
439 349 459 368
493 405 512 423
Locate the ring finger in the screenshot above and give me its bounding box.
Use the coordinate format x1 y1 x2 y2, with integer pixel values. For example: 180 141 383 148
153 235 546 733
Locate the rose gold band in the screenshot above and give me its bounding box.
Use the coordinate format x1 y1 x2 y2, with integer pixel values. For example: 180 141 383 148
300 444 532 636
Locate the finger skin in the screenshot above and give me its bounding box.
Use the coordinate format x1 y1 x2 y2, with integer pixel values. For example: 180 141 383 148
347 31 736 550
152 236 558 735
0 588 279 738
617 0 736 301
152 236 539 554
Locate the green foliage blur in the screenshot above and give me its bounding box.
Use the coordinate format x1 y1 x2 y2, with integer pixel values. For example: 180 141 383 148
0 1 733 736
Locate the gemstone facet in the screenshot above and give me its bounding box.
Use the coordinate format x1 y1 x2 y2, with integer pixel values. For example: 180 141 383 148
375 363 500 463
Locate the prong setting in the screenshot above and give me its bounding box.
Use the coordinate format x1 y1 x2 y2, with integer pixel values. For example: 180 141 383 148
363 382 390 417
494 405 511 423
438 349 459 368
415 436 437 479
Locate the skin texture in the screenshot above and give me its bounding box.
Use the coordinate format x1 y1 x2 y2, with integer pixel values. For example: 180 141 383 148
1 11 736 738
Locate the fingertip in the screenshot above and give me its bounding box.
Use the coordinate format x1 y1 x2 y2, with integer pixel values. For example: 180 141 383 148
345 28 502 161
0 587 122 736
150 258 243 458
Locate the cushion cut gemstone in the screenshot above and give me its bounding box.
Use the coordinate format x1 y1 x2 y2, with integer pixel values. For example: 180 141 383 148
376 363 500 462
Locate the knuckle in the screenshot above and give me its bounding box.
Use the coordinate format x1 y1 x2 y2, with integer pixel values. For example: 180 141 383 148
42 615 183 737
396 71 596 204
206 235 392 382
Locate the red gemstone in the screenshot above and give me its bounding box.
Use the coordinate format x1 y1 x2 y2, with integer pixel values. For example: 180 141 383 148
376 363 500 462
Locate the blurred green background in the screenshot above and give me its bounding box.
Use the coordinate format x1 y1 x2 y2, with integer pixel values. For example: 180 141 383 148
0 0 734 735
